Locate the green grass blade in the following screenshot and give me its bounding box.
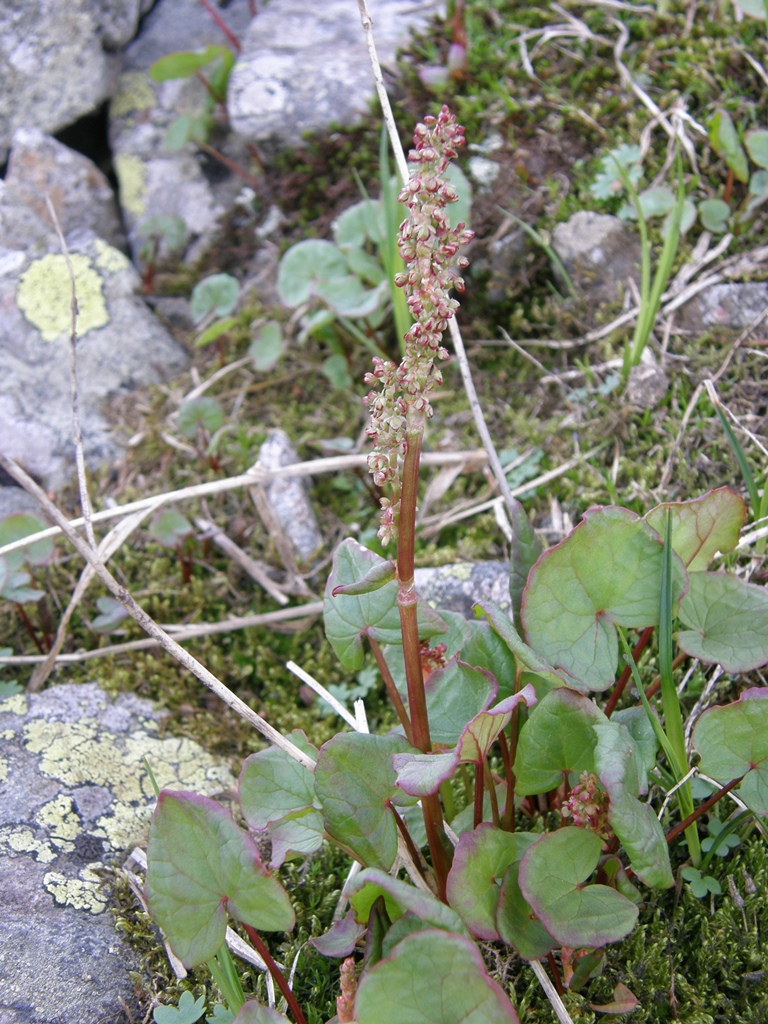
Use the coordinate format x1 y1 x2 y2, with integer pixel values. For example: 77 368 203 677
713 403 761 520
207 943 246 1012
497 206 578 299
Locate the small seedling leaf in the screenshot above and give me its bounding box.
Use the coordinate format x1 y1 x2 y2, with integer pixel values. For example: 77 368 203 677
207 1006 235 1024
746 128 768 168
590 144 643 201
248 321 285 372
708 109 749 183
354 928 520 1024
677 571 768 672
150 45 232 81
136 214 187 251
519 827 639 948
637 185 676 218
521 507 688 691
195 317 238 348
177 397 225 439
682 866 722 898
149 510 194 549
324 540 402 669
1 569 44 604
191 274 239 322
698 198 731 233
322 353 353 390
153 991 206 1024
589 982 641 1014
0 513 53 571
146 791 294 967
333 199 380 247
91 596 129 633
314 733 417 870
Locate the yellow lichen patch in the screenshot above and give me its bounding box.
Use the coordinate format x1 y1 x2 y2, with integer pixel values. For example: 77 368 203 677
110 71 157 119
37 795 80 852
114 153 148 219
1 826 57 864
44 866 108 914
94 238 132 275
17 254 109 343
0 694 28 716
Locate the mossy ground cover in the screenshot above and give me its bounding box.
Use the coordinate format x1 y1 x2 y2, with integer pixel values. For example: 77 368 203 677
2 0 768 1019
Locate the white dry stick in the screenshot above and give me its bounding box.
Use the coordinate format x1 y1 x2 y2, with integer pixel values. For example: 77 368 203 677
286 659 360 731
0 450 489 562
195 515 290 606
0 451 316 771
530 959 576 1024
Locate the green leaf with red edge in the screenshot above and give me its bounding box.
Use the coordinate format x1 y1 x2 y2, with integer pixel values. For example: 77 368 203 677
692 688 768 814
354 928 521 1024
589 983 641 1014
521 507 688 692
346 868 470 939
446 823 537 941
393 687 537 798
645 488 745 570
232 1004 290 1024
314 733 417 870
479 601 565 690
593 720 673 888
146 791 294 968
513 688 603 796
519 827 638 949
677 571 768 672
425 658 497 746
324 539 402 669
497 859 555 960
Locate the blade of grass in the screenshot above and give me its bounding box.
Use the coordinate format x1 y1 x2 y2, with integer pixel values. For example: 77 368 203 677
706 381 762 519
497 206 578 299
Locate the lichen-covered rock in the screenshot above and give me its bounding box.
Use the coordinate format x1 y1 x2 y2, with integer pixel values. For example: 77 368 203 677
676 281 768 332
0 0 148 163
415 561 510 618
0 210 188 491
228 0 442 152
5 127 125 250
552 211 641 309
0 681 235 1024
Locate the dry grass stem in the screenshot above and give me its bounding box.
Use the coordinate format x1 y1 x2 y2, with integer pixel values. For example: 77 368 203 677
195 515 290 605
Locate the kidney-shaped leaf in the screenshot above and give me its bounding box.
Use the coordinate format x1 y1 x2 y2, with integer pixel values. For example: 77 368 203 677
324 539 402 670
354 928 520 1024
519 827 638 948
446 823 536 941
146 791 294 967
645 488 745 571
692 688 768 814
677 571 768 672
522 508 687 691
277 239 349 308
514 688 603 796
315 733 416 870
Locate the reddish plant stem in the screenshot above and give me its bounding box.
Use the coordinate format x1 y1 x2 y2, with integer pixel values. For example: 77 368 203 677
369 637 413 744
198 141 262 190
498 729 515 831
547 951 566 997
391 805 429 884
17 604 45 654
484 761 500 826
473 762 485 829
605 626 653 717
198 0 241 50
665 775 743 846
241 924 308 1024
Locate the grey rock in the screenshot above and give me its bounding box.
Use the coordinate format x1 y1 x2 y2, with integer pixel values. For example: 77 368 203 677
258 430 324 564
486 229 530 305
415 561 510 618
0 681 235 1024
0 486 41 523
0 0 135 163
676 281 768 332
228 0 442 152
1 214 188 490
5 127 125 250
625 360 669 409
552 211 641 308
110 0 258 262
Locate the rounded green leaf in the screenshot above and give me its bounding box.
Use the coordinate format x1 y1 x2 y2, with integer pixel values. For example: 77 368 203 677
425 659 497 746
677 571 768 672
177 397 224 439
637 185 676 218
693 689 768 814
746 128 768 168
354 928 520 1024
248 321 285 372
323 539 402 670
460 620 517 701
519 827 638 948
333 199 380 247
497 859 555 960
146 791 294 968
233 1003 290 1024
0 513 53 571
315 732 416 870
698 198 731 233
277 239 349 308
149 510 194 549
733 0 768 17
708 109 749 183
191 273 239 322
91 596 129 633
446 824 537 941
513 688 603 796
645 488 745 571
522 507 688 691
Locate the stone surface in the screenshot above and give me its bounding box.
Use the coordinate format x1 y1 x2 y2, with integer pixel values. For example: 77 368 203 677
676 281 768 332
257 430 324 564
0 682 235 1024
0 0 145 163
5 127 125 250
415 561 510 618
552 211 641 308
0 203 188 490
228 0 442 152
